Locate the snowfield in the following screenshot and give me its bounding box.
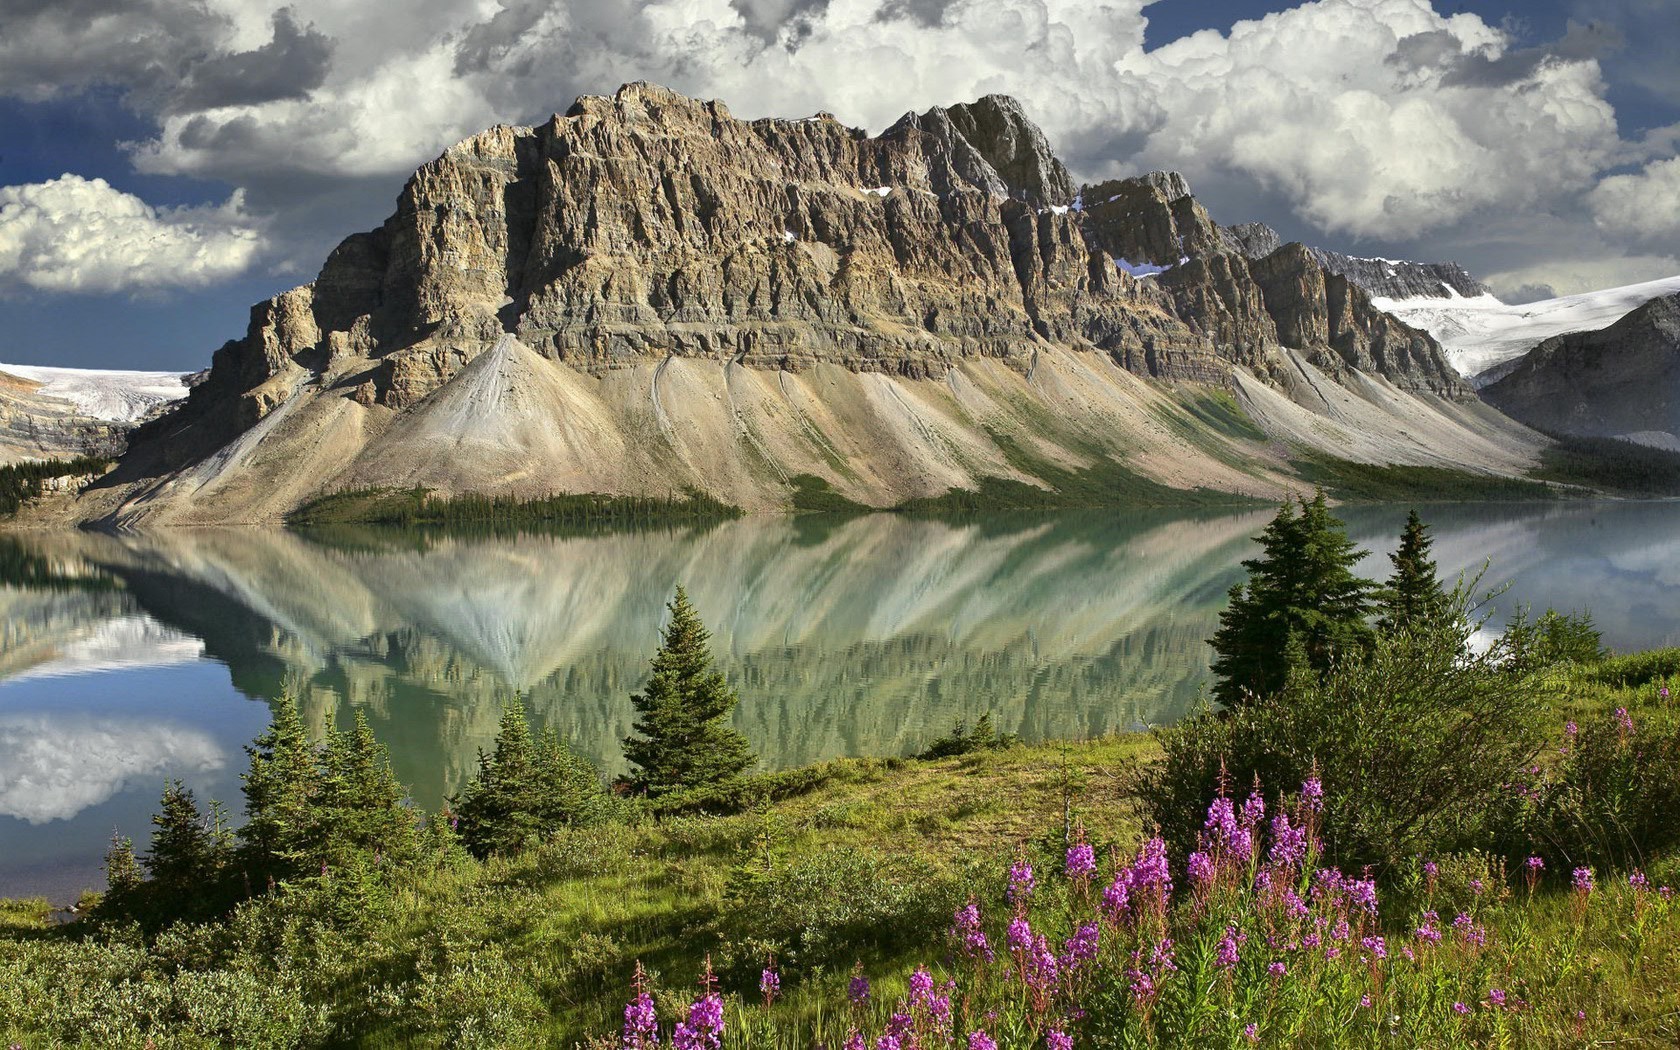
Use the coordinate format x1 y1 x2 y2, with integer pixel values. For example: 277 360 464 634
1372 275 1680 384
0 363 190 421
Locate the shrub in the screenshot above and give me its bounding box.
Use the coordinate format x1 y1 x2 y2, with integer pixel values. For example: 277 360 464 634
1502 608 1606 671
918 713 1018 759
453 703 610 857
1151 595 1547 875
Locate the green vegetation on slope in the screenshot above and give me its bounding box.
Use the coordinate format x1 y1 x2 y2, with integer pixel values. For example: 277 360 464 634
1533 435 1680 496
1289 453 1555 502
0 455 111 516
287 486 742 529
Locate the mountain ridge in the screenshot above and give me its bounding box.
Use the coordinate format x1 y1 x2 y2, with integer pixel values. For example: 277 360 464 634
25 82 1546 526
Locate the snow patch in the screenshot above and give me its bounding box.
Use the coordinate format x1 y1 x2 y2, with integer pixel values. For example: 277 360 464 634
863 186 891 197
1372 273 1680 381
0 363 189 422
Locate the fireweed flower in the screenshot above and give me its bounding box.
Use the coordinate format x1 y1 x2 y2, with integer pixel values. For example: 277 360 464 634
1187 851 1215 889
951 900 994 962
1361 935 1387 959
1359 994 1372 1008
968 1032 998 1050
848 968 871 1005
672 993 725 1050
1616 707 1634 734
1101 871 1131 923
1415 911 1442 944
1007 916 1034 955
1574 867 1596 893
622 991 658 1050
1046 1030 1073 1050
1268 813 1308 869
1215 925 1243 970
1253 869 1272 893
1008 859 1036 904
1204 797 1254 863
1065 841 1096 882
1241 790 1265 828
1302 777 1324 812
875 1035 903 1050
1267 961 1287 978
1130 837 1173 907
760 964 781 1005
1063 922 1100 967
1488 988 1507 1008
1453 1002 1470 1016
844 1031 867 1050
1630 870 1650 891
1283 889 1310 920
1243 1023 1259 1043
1348 877 1379 915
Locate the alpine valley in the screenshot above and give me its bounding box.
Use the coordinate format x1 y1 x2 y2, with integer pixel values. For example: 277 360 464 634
6 83 1678 525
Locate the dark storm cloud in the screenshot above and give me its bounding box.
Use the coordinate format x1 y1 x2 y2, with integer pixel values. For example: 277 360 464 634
1501 283 1559 304
1388 20 1621 90
166 10 334 112
873 0 955 29
732 0 832 44
0 0 224 101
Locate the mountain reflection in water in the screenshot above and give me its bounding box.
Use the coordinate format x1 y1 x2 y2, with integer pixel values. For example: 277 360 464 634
2 500 1679 896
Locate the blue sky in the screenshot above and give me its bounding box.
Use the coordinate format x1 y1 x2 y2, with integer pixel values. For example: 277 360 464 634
1 0 1676 371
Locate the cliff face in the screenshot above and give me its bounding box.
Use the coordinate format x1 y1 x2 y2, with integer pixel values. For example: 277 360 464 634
1483 293 1680 446
77 83 1533 526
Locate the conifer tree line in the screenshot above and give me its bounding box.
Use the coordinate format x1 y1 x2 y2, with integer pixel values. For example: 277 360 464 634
104 586 759 925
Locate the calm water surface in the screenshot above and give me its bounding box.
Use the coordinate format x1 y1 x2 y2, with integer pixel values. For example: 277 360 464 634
3 501 1678 898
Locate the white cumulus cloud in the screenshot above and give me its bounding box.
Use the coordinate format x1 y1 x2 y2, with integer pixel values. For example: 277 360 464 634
1590 156 1680 246
0 712 225 824
0 174 262 293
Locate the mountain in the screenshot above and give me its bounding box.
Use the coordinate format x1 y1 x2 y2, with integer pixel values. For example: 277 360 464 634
1482 293 1680 449
1372 275 1680 383
47 83 1543 526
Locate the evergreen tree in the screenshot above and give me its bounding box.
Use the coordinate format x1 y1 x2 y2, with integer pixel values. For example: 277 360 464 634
319 710 415 863
623 587 755 795
239 698 320 880
1208 491 1377 706
1377 510 1448 633
453 703 608 856
144 781 230 897
100 832 144 917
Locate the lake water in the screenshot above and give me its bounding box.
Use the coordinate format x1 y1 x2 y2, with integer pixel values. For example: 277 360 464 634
3 501 1679 899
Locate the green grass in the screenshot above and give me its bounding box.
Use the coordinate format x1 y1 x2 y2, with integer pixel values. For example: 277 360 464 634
287 486 743 530
1290 454 1556 503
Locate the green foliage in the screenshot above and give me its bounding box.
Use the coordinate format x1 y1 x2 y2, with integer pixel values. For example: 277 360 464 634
917 713 1018 759
238 699 323 882
644 766 834 818
1516 704 1680 872
1207 492 1378 707
1290 453 1555 502
451 703 610 857
787 473 869 513
1535 434 1680 496
288 485 741 528
0 455 112 516
1157 591 1548 873
622 586 756 795
1502 608 1606 672
1376 509 1449 634
143 781 234 908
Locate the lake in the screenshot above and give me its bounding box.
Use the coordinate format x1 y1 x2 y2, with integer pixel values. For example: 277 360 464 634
3 500 1678 899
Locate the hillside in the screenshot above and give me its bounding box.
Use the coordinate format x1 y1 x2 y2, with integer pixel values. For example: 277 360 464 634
39 84 1545 526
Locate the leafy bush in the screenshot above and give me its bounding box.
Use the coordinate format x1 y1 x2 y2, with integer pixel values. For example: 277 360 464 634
1502 608 1606 672
1150 601 1548 875
644 766 833 818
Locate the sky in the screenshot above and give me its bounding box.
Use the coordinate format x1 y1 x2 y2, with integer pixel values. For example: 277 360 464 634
0 0 1677 371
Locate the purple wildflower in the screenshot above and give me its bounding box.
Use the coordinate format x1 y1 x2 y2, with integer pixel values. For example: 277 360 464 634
1415 911 1442 944
622 991 658 1050
1268 813 1308 869
1063 922 1100 967
1205 797 1255 863
1629 870 1649 891
760 965 781 1005
1452 1002 1470 1016
1187 851 1215 888
672 993 724 1050
1243 1023 1259 1043
1526 856 1544 871
875 1035 902 1050
1301 777 1324 812
1065 841 1096 882
1215 925 1243 970
1253 868 1272 893
1573 867 1595 893
1347 877 1379 915
845 1031 867 1050
1359 994 1372 1008
1423 859 1439 880
1007 915 1034 955
848 969 871 1005
1101 870 1131 923
1241 790 1266 828
1488 988 1507 1008
907 967 934 1003
951 900 994 962
1616 707 1634 734
1046 1030 1073 1050
968 1032 997 1050
1267 960 1287 978
1008 859 1036 904
1361 935 1387 959
1129 837 1173 904
1661 686 1671 700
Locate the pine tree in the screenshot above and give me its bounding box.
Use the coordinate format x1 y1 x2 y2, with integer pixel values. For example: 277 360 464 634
1377 510 1448 634
453 703 607 856
239 698 320 880
100 831 144 917
320 710 415 863
622 586 755 795
144 780 229 896
1208 491 1377 706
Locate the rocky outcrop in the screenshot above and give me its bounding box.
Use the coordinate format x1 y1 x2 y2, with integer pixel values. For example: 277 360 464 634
1482 293 1680 444
1215 223 1492 300
0 370 128 464
74 83 1530 525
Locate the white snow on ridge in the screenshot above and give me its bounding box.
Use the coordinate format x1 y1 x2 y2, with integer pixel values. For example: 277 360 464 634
0 362 190 421
1372 274 1680 383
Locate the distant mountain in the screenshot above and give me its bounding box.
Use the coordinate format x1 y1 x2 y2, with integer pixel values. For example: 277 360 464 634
1213 220 1492 302
36 84 1546 526
0 364 189 465
1483 293 1680 449
1371 275 1680 383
